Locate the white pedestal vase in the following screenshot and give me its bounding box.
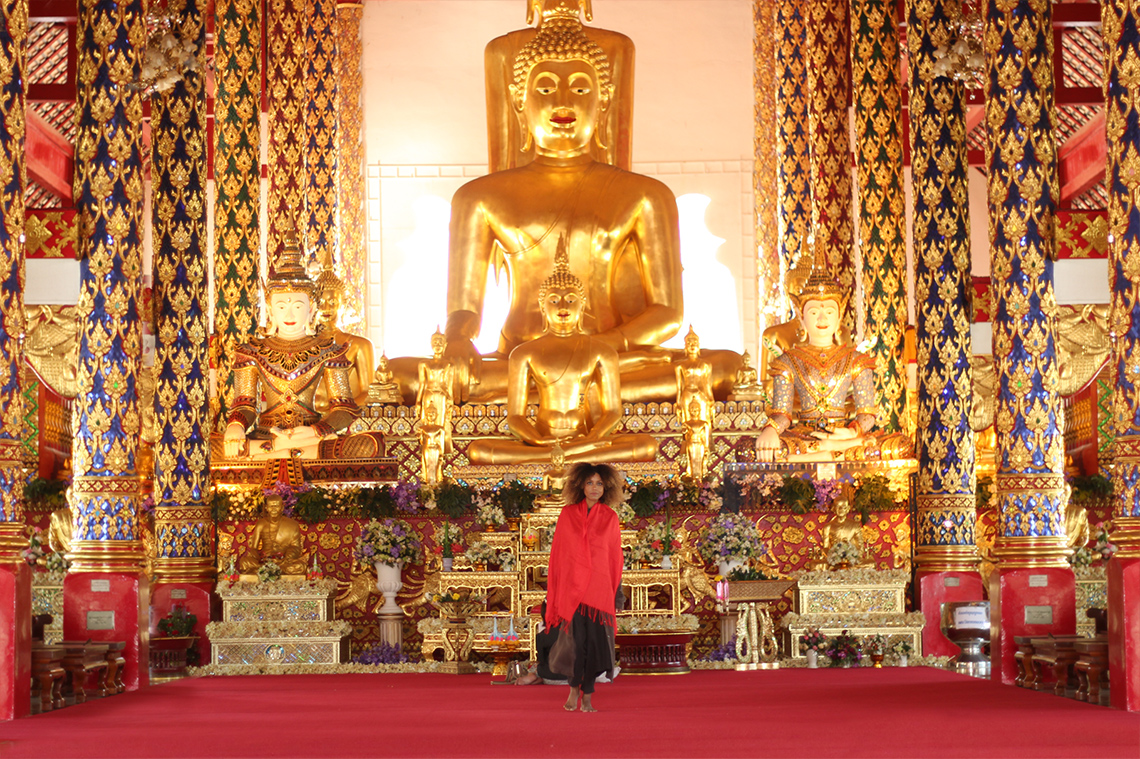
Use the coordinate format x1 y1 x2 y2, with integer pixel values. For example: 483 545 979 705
898 654 908 668
661 554 673 569
806 650 818 669
375 561 405 647
718 560 743 577
442 557 453 571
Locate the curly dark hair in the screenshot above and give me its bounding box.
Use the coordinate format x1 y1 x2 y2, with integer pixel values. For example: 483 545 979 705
562 462 624 507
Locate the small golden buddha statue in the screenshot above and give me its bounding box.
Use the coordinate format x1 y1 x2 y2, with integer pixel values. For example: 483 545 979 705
728 350 763 402
676 327 713 478
386 11 739 406
756 275 911 462
542 443 569 491
417 329 454 454
467 245 658 464
681 397 711 481
1063 487 1091 554
238 493 307 575
808 497 871 570
315 250 375 406
485 0 634 172
221 232 384 461
419 403 446 485
368 355 403 404
48 487 74 556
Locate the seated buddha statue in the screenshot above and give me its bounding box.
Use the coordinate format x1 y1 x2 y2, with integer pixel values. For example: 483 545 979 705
756 275 911 463
728 350 763 402
389 8 739 405
368 355 403 404
238 493 307 575
315 249 375 406
221 234 384 461
808 496 871 570
467 245 658 464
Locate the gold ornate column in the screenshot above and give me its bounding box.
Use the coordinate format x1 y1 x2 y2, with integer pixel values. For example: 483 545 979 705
267 0 306 267
69 0 148 689
150 0 212 587
775 0 811 288
806 0 855 329
337 2 366 336
305 0 337 274
754 0 781 336
213 0 261 414
851 0 907 432
1103 0 1140 711
984 0 1072 685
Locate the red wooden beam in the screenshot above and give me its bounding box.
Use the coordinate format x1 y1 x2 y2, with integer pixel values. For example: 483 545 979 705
25 108 73 203
28 0 76 22
1058 111 1106 206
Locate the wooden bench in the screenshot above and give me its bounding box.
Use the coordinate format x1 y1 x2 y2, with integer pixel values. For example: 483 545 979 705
1029 636 1084 698
30 644 66 714
1013 636 1037 689
1074 638 1109 706
59 641 110 704
104 641 126 694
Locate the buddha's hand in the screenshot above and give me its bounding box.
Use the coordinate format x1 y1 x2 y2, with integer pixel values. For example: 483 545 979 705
269 425 327 449
223 423 247 457
810 426 859 442
443 338 481 401
755 426 782 462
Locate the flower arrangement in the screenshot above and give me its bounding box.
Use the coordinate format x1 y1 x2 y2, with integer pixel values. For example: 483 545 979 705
813 478 842 512
675 474 723 510
1093 522 1117 562
615 501 636 525
427 590 487 621
642 520 682 561
726 566 776 581
799 626 827 654
354 518 424 567
352 642 410 665
892 640 913 657
865 633 887 655
852 475 897 524
257 560 282 583
696 513 765 565
626 478 670 518
433 522 464 559
157 605 197 637
491 479 538 519
422 479 474 518
464 540 498 567
627 542 657 566
21 527 45 566
825 629 862 667
733 473 784 507
219 555 240 583
497 550 517 572
44 548 69 574
474 496 506 530
827 540 862 568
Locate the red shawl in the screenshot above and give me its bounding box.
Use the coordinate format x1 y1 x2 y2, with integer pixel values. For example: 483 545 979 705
545 499 623 633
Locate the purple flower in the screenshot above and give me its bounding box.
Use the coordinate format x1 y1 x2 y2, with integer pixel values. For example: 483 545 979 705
363 545 374 556
389 546 400 558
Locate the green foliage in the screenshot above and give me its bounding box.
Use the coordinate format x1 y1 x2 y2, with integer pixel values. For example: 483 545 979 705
433 480 475 519
780 474 815 515
25 478 68 510
628 479 668 518
852 475 895 525
157 606 197 637
1070 474 1113 504
726 566 776 581
976 476 993 510
493 479 538 518
357 487 399 519
210 489 233 521
292 489 334 524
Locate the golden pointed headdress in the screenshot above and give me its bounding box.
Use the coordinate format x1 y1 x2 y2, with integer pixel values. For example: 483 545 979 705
539 235 585 300
789 272 848 313
265 226 317 299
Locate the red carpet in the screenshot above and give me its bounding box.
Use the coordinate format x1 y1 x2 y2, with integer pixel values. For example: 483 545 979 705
0 668 1137 758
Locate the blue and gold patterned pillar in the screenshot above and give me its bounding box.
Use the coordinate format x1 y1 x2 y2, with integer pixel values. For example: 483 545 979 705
305 0 337 274
984 0 1073 685
851 0 907 432
150 0 212 665
213 0 261 417
65 0 149 690
0 0 30 719
1103 0 1140 711
267 0 306 267
907 0 982 659
775 0 811 290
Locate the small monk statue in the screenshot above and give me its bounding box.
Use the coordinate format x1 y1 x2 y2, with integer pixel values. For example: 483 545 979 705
222 231 384 461
419 403 446 485
467 244 658 464
417 329 454 454
756 274 910 462
728 350 763 402
239 493 307 575
808 497 871 570
315 250 375 405
368 355 403 404
390 9 739 405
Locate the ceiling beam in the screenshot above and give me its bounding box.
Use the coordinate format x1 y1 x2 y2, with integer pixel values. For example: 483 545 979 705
1058 111 1106 206
26 108 73 203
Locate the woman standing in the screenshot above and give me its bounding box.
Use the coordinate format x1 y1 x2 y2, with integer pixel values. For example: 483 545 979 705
546 462 625 712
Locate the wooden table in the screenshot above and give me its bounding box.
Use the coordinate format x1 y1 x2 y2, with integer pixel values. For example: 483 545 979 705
1029 636 1084 697
58 641 109 703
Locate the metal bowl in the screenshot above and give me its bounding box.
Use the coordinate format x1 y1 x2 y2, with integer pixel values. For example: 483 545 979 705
940 601 990 678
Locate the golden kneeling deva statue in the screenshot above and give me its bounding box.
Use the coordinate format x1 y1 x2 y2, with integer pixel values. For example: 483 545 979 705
467 244 657 464
756 275 911 463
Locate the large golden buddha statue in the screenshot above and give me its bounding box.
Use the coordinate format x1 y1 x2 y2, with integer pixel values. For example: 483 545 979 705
221 234 384 461
757 275 910 462
315 250 375 406
485 0 634 172
467 245 658 464
385 9 739 407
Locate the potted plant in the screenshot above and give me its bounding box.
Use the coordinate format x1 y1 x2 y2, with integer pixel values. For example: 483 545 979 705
892 639 913 667
355 518 424 614
799 626 827 668
492 479 537 529
866 633 887 668
435 522 464 571
643 521 682 568
464 540 498 571
696 513 764 575
825 629 862 668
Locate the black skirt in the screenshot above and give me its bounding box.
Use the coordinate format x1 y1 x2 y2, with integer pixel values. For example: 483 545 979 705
548 603 616 694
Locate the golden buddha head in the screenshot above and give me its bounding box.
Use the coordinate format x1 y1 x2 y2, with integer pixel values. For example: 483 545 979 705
684 325 701 357
538 243 586 334
265 228 318 339
314 251 345 330
527 0 592 26
430 327 447 357
510 14 613 157
791 274 847 347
